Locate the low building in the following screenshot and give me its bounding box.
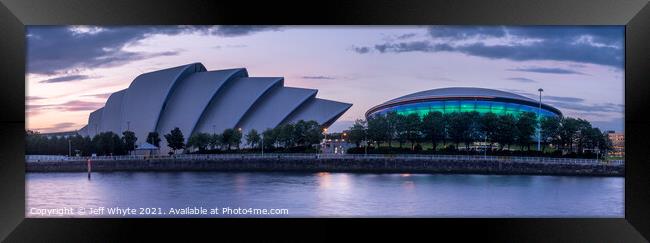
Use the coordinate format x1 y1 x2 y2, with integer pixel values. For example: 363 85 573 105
607 131 624 157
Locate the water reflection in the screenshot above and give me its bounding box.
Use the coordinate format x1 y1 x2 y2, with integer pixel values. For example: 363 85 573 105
26 172 624 217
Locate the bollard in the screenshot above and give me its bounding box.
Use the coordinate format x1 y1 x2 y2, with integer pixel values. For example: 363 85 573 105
87 158 92 180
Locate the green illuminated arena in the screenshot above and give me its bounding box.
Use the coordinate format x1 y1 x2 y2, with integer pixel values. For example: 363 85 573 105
365 87 562 118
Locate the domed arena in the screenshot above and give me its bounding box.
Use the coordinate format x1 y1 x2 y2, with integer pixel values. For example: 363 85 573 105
365 87 562 118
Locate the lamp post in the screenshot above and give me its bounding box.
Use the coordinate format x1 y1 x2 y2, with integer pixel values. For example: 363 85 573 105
68 139 71 157
537 88 544 152
322 128 328 154
127 121 130 131
261 133 264 155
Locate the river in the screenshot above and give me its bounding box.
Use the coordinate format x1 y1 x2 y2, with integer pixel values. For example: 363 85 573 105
26 172 623 217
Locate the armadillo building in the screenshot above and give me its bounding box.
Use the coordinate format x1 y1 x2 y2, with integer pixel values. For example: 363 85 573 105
366 87 562 118
78 63 352 151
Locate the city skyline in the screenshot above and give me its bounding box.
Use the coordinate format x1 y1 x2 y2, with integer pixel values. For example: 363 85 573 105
26 26 624 133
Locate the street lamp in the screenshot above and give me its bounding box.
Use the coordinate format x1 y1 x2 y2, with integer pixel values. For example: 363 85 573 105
537 88 544 152
261 133 264 155
322 128 328 154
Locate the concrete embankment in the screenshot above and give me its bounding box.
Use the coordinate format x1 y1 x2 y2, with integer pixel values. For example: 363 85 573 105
26 157 624 177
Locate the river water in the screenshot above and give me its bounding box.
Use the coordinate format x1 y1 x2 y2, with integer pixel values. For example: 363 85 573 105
26 172 623 217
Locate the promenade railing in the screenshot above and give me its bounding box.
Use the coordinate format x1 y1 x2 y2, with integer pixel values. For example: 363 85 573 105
26 153 624 166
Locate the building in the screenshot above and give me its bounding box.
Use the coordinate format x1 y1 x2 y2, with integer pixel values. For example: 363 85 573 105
78 63 352 152
607 131 624 157
366 87 562 118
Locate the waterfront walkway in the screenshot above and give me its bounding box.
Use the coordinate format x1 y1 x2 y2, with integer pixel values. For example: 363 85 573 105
26 153 624 166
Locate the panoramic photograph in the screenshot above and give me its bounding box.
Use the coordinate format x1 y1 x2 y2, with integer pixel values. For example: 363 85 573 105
25 25 624 217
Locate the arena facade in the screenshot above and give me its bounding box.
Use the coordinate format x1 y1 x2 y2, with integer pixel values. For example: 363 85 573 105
366 87 562 118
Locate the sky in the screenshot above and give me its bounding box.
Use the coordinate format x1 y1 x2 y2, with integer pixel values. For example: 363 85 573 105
26 26 624 133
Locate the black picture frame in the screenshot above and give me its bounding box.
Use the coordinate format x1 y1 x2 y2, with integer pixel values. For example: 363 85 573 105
1 0 649 241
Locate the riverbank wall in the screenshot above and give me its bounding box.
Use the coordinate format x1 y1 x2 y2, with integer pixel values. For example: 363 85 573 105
25 157 624 177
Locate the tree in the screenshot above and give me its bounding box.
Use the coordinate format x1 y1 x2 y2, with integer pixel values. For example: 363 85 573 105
385 111 400 148
422 111 445 151
221 129 234 151
575 118 594 153
494 114 516 150
164 127 185 154
210 133 223 150
598 131 614 155
232 128 243 150
92 132 125 156
262 128 277 150
122 130 137 154
394 113 408 148
404 113 422 150
187 133 211 153
146 132 161 147
479 112 499 150
446 112 471 149
540 116 561 151
348 119 367 148
302 120 323 147
559 117 580 153
462 111 482 150
367 114 388 148
245 129 261 149
276 124 295 148
514 112 537 151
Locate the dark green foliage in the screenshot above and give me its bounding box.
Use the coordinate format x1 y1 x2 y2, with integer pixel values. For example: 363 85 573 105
348 119 366 147
164 127 185 154
146 132 161 147
122 130 137 153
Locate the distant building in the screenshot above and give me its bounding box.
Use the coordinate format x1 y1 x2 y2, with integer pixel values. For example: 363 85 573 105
607 131 624 157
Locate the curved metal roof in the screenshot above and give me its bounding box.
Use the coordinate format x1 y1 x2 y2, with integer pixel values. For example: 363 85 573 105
367 87 561 118
387 87 537 104
78 62 352 153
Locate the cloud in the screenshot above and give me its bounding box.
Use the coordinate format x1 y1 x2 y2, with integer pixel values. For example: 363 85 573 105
506 77 536 83
27 100 105 113
26 96 46 100
48 122 78 130
39 74 92 83
82 92 113 99
27 26 279 75
301 75 336 80
590 117 624 132
209 26 280 37
353 26 623 68
545 101 622 113
428 26 507 39
543 95 585 103
352 46 371 54
507 67 584 75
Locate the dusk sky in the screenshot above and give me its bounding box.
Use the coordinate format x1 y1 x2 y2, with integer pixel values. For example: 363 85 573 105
26 26 624 133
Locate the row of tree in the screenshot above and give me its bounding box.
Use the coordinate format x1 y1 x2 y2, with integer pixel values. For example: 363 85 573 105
26 120 324 156
346 111 612 155
25 130 146 156
185 120 323 153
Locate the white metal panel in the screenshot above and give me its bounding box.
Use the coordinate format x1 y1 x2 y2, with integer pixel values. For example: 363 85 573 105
156 68 247 142
193 77 283 134
87 107 104 137
283 98 352 127
237 86 317 134
99 89 127 135
120 63 206 144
